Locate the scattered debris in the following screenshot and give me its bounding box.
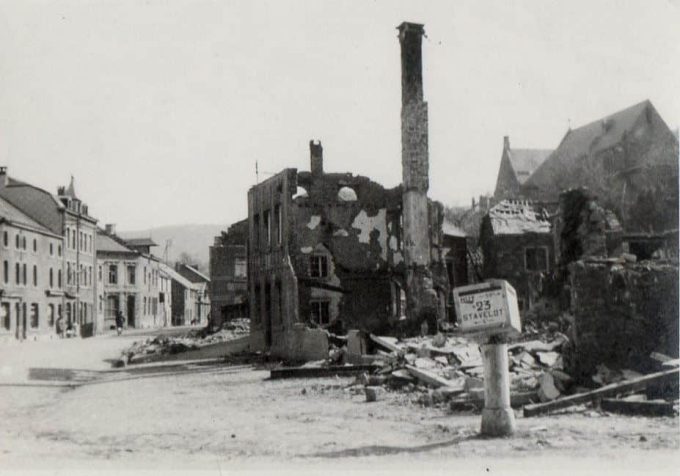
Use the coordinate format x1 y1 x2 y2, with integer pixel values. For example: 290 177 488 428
122 319 250 364
267 322 677 420
524 368 679 417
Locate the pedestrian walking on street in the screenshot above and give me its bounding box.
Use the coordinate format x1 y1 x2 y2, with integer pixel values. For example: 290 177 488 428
115 311 124 336
56 316 64 338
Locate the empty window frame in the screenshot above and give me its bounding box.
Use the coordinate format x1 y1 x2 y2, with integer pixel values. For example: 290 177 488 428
274 205 282 245
127 265 136 285
263 210 271 246
310 300 330 326
525 246 548 272
30 303 39 328
309 255 329 278
108 264 118 284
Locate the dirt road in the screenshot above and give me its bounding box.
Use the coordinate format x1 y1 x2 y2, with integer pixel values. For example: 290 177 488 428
0 335 678 474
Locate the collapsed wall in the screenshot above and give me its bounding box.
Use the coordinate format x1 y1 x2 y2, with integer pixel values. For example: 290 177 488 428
566 259 679 379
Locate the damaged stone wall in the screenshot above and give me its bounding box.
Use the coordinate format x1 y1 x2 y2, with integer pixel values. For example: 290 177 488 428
292 166 448 336
555 188 623 265
566 260 679 380
247 168 299 354
479 227 555 312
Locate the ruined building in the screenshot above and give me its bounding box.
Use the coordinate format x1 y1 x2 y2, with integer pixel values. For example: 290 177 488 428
209 219 248 329
479 200 554 313
248 22 461 358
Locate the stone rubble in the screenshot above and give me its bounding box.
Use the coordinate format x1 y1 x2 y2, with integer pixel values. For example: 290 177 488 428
122 318 250 364
299 325 679 416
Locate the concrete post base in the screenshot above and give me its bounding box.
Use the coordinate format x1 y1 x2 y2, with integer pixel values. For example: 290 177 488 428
481 407 516 437
480 342 516 437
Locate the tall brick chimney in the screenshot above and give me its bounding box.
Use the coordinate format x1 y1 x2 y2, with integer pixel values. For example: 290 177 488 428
0 166 8 187
398 21 435 331
399 22 428 195
310 140 323 177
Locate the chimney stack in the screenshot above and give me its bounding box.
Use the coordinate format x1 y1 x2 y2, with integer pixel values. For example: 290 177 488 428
398 21 435 330
0 166 7 187
503 136 510 151
310 140 323 177
105 224 116 235
398 22 429 193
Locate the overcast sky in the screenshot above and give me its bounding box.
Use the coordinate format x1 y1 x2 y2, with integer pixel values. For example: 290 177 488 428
1 0 678 231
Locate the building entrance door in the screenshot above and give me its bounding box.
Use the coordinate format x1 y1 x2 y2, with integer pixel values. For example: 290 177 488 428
127 296 136 328
15 303 21 340
20 303 27 340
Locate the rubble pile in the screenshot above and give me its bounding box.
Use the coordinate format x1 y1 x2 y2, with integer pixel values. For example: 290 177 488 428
289 326 569 409
123 318 250 364
328 328 678 415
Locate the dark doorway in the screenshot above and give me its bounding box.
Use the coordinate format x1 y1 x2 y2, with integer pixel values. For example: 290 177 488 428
127 296 136 328
15 303 21 340
21 303 27 340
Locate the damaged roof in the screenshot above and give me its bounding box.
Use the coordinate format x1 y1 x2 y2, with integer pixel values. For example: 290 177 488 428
487 200 551 235
442 219 466 238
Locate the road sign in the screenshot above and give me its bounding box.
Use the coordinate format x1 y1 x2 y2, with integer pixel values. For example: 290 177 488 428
453 280 521 337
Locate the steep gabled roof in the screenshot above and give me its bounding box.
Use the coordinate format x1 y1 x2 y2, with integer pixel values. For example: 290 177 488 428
486 199 551 235
507 148 553 184
525 100 652 191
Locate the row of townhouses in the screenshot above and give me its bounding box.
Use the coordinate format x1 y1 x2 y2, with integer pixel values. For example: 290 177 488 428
0 168 210 342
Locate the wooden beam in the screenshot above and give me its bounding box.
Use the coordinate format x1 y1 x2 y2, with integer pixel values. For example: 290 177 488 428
269 364 378 380
523 368 679 417
601 398 675 417
369 334 402 353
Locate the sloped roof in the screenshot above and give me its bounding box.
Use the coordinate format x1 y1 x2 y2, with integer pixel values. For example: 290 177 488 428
442 219 466 238
177 263 210 283
96 230 135 253
526 100 651 191
125 237 158 247
0 182 65 234
159 262 195 289
508 148 553 184
487 200 551 235
0 195 58 236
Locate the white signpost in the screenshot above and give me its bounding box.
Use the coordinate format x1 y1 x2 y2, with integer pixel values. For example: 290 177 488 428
454 280 521 337
453 280 521 437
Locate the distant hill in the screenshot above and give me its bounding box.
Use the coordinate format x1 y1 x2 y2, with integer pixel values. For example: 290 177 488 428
119 224 227 272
